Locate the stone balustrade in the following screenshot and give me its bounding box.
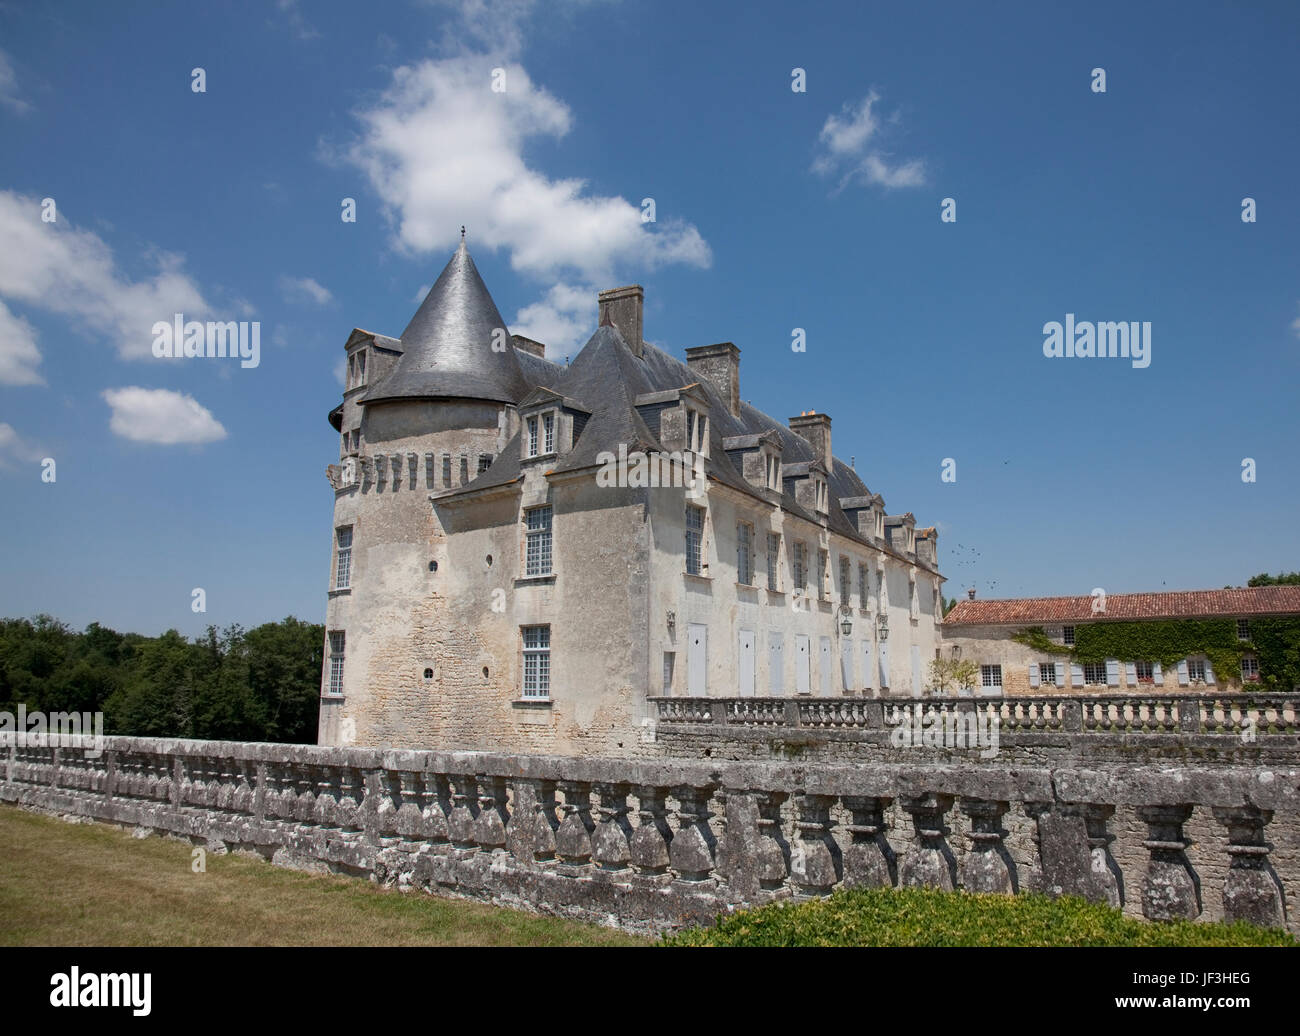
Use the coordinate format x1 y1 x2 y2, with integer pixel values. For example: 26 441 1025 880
2 736 1297 936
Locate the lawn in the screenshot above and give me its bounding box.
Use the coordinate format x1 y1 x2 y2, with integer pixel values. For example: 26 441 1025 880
0 805 645 946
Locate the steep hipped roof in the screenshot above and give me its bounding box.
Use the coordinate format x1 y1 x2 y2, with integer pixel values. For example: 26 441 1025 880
361 238 530 406
943 586 1300 626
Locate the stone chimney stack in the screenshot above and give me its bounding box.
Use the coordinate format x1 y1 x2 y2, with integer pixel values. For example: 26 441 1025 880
598 286 643 359
788 411 831 466
967 587 976 600
685 342 741 417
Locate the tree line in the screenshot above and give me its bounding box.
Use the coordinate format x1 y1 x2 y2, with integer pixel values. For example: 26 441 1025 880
0 616 323 744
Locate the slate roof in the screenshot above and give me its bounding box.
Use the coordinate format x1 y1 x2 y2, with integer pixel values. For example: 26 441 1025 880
942 586 1300 626
361 239 531 406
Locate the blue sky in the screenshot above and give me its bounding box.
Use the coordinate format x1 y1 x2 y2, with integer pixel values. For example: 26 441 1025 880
1 0 1297 636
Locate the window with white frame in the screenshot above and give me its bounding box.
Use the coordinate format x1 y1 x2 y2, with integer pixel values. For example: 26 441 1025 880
685 407 709 457
685 506 705 575
766 533 780 591
1135 660 1154 683
327 632 345 696
981 664 1002 689
1187 659 1206 682
335 527 353 590
1083 662 1107 685
736 521 753 585
524 506 553 576
522 625 550 698
766 452 780 490
1062 625 1075 646
1237 619 1251 641
526 416 540 457
791 540 806 591
1241 656 1260 681
1039 662 1056 685
839 556 851 602
543 412 555 453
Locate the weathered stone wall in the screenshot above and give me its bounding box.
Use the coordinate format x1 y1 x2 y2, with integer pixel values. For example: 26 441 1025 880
4 736 1295 937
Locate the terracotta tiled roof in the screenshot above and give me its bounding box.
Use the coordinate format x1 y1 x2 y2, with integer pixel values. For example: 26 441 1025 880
942 586 1300 626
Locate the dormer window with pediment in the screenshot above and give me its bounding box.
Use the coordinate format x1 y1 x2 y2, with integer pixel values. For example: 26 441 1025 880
685 404 709 458
525 409 557 459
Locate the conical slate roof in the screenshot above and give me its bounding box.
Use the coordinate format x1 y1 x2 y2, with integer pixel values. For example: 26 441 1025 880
361 238 530 406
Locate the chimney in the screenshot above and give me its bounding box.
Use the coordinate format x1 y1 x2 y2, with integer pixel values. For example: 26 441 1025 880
510 334 546 358
598 285 643 359
788 411 831 466
685 342 741 417
967 587 976 600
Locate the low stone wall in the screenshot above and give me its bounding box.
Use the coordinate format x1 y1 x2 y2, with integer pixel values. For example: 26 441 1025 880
649 693 1300 766
2 737 1297 937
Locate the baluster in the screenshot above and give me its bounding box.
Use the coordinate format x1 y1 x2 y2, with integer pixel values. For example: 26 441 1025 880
336 768 364 841
592 782 633 871
312 766 338 831
629 786 673 876
1138 805 1199 921
670 785 717 882
789 793 840 895
421 772 451 845
394 771 426 849
1082 804 1121 908
555 781 594 868
294 766 318 830
899 794 956 890
1212 806 1283 929
842 795 894 888
473 775 509 852
447 775 479 849
958 798 1011 894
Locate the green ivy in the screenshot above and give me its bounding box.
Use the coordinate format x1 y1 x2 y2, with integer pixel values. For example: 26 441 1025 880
1247 617 1300 692
1010 627 1073 656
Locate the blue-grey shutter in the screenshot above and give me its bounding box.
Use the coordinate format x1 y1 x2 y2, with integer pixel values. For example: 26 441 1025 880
1028 664 1040 689
1204 662 1216 685
1055 663 1066 687
1152 662 1163 685
1106 659 1119 687
1177 659 1190 686
1070 662 1084 687
1125 662 1137 684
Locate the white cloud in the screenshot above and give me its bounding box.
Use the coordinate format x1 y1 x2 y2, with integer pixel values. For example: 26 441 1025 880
280 275 334 306
102 387 227 445
342 54 710 285
1291 302 1300 339
0 422 45 470
0 191 211 364
0 49 30 114
275 0 321 41
812 92 927 191
511 281 594 354
0 300 44 385
334 356 347 386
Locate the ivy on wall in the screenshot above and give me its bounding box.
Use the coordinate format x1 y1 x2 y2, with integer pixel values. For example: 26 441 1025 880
1010 620 1300 691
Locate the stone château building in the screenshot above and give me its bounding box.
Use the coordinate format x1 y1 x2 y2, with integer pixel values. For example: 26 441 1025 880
318 236 945 755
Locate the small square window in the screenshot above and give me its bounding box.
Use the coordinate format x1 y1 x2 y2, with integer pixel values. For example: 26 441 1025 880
1241 656 1260 681
1083 661 1107 685
1062 626 1075 646
1237 619 1251 641
1187 659 1206 682
1038 662 1056 685
981 664 1002 688
1135 660 1154 683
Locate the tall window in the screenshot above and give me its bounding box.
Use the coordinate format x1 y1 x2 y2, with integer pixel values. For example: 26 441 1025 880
459 456 468 484
1237 619 1251 641
442 454 451 486
357 350 366 382
766 453 779 490
1187 659 1206 682
525 506 553 576
1039 662 1056 686
817 550 829 600
522 626 550 698
685 506 705 575
686 407 708 456
543 413 555 453
791 541 806 591
1062 625 1075 646
1241 656 1260 681
335 527 353 590
327 632 345 696
858 563 869 609
767 533 780 591
736 521 753 585
839 556 851 602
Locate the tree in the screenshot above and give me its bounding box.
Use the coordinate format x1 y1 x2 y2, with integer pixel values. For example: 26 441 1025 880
1247 572 1300 587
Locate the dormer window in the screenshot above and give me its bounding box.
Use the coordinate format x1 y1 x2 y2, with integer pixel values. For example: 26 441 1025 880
346 349 367 390
765 452 780 491
525 409 558 459
814 477 828 514
685 406 709 458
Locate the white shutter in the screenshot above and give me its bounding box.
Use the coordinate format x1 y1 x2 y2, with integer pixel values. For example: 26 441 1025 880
1106 659 1119 687
1125 662 1137 684
1152 662 1163 685
738 630 755 696
768 632 784 695
1070 662 1084 687
840 640 854 691
819 637 833 696
878 642 890 688
860 641 873 691
1028 664 1040 689
1204 662 1216 685
1055 663 1066 687
1177 659 1190 686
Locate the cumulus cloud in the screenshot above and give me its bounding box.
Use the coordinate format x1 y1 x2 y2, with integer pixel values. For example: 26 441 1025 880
511 281 595 355
280 275 334 306
0 49 30 114
0 422 45 470
0 300 44 385
102 387 227 445
342 55 710 285
0 191 211 365
812 91 926 191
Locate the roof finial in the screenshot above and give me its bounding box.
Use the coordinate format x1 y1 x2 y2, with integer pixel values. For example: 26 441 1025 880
461 225 465 241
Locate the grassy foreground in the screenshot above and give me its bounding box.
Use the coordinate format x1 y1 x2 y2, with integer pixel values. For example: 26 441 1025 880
664 886 1298 947
0 804 644 946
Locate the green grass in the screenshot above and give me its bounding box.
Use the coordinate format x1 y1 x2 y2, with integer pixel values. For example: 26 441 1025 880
0 804 645 946
664 886 1299 947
